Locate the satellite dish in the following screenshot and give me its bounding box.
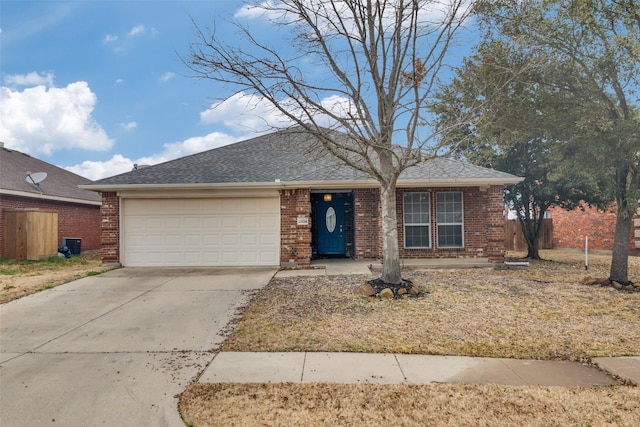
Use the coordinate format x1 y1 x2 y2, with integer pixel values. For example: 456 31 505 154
26 171 48 186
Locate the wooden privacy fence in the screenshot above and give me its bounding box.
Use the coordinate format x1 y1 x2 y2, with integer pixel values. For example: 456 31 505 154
505 219 553 251
3 209 58 260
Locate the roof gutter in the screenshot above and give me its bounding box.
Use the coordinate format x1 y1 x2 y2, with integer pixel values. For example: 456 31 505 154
80 176 523 193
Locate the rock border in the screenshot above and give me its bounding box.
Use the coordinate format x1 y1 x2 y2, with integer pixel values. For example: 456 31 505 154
582 276 639 292
355 277 424 298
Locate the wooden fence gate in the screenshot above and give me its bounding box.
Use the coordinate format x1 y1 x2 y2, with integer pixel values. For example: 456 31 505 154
3 209 58 260
505 219 553 251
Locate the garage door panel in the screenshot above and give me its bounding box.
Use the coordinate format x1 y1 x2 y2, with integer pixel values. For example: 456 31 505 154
123 198 279 267
203 217 221 228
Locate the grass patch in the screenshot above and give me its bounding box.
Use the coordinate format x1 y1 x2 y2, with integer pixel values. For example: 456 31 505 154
0 253 96 272
179 383 640 427
0 253 113 304
222 250 640 362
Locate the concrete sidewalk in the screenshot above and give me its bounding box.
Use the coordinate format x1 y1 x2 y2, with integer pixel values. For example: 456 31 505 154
200 352 639 387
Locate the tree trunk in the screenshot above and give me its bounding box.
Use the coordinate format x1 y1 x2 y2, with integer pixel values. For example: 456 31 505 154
610 208 631 283
519 213 543 260
380 182 402 284
610 166 633 283
526 234 540 259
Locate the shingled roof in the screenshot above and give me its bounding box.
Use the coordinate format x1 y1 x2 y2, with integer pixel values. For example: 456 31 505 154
86 128 521 190
0 145 101 204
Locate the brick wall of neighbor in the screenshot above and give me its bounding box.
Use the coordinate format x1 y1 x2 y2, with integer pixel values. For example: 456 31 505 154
0 194 101 258
280 189 312 266
393 186 506 263
353 188 381 259
100 192 120 265
549 205 639 253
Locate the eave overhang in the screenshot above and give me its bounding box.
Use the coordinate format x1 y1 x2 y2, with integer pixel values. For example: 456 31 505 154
0 189 102 206
80 176 524 194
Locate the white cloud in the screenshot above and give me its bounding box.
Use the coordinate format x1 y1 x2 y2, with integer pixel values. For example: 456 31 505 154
235 1 472 33
0 80 114 156
66 132 239 180
235 1 287 21
159 72 176 83
118 121 137 131
128 24 145 36
104 24 153 53
137 132 239 165
200 92 295 133
65 154 134 181
114 78 124 85
200 91 352 132
103 34 118 44
4 71 54 87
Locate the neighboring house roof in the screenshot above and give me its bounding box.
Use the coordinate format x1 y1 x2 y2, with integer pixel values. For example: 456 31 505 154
0 144 101 205
85 128 522 191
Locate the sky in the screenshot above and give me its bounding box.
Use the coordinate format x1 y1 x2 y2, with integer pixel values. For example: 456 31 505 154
1 0 475 181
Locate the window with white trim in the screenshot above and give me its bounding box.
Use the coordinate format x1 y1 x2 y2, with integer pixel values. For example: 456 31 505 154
403 192 431 248
437 192 464 248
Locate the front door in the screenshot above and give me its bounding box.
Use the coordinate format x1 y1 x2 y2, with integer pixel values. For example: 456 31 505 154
317 198 346 255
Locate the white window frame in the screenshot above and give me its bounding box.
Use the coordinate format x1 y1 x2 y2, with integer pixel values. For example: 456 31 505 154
403 192 431 249
436 191 464 248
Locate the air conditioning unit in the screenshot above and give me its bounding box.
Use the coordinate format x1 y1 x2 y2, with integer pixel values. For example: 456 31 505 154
62 237 81 255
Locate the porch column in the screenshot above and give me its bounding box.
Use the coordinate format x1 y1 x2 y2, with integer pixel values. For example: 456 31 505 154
485 185 506 263
100 192 120 266
280 189 312 266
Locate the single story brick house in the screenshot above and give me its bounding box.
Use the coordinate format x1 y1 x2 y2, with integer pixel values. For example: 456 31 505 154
0 143 102 257
83 128 522 267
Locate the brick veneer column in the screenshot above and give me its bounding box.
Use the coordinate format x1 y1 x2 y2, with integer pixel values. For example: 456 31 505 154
280 189 312 266
485 185 505 263
353 188 381 259
100 192 120 265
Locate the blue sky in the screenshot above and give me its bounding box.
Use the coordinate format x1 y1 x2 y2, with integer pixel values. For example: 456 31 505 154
1 0 276 179
1 0 475 180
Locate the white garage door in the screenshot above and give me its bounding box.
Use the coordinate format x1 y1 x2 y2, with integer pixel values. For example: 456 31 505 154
122 197 280 267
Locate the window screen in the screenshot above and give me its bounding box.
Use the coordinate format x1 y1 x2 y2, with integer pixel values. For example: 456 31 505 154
437 192 463 247
403 192 431 248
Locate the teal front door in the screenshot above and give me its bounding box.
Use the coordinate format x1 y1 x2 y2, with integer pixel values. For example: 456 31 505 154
317 199 346 255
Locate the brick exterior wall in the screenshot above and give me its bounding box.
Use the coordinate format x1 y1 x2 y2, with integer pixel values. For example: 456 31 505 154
280 189 312 266
353 188 381 259
485 185 507 262
392 186 505 262
0 194 100 258
347 186 506 263
99 185 508 267
549 205 639 253
100 192 120 265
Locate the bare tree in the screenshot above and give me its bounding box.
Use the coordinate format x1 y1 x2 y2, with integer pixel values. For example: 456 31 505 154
185 0 472 284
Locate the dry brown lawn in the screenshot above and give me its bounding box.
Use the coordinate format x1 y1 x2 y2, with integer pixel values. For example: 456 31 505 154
180 382 640 427
0 253 112 304
222 250 640 361
180 250 640 426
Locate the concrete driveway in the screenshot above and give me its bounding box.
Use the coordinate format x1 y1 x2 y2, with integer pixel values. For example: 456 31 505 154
0 267 276 426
